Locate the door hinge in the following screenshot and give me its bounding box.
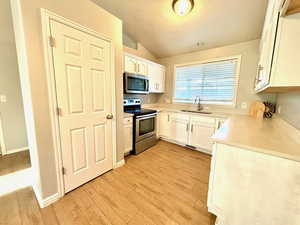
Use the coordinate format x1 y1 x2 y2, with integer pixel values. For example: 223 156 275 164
56 107 62 116
62 167 66 175
49 36 56 47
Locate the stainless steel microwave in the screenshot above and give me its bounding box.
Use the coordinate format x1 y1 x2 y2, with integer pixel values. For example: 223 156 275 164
124 73 149 94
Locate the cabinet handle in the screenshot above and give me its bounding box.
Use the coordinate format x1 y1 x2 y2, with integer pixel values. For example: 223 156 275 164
168 114 170 122
137 64 140 72
186 124 189 132
191 124 194 133
134 63 138 72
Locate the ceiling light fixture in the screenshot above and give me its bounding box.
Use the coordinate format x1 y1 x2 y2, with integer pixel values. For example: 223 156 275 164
172 0 194 16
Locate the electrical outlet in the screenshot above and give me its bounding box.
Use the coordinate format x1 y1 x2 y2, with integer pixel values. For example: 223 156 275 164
0 95 7 103
241 102 247 109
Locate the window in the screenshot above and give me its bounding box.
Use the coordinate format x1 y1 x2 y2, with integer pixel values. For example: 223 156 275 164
173 57 240 105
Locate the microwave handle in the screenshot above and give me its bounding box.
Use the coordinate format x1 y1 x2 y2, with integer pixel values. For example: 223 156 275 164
146 79 149 91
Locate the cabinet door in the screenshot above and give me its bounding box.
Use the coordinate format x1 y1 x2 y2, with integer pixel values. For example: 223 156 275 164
125 55 137 73
189 116 216 153
255 0 280 91
148 64 166 93
124 124 133 153
136 60 148 75
170 114 189 144
158 112 171 138
148 63 156 92
156 66 165 93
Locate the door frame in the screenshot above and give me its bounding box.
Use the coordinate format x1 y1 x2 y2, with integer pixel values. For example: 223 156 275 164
40 9 117 198
0 114 7 155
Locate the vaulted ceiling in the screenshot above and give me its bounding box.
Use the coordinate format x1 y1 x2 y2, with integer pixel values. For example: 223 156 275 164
92 0 268 58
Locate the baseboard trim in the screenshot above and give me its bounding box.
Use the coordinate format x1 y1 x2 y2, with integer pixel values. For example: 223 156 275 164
114 159 125 168
159 137 212 155
32 184 60 208
40 193 59 208
6 147 29 155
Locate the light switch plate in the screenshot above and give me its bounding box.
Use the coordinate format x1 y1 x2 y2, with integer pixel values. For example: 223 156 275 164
0 95 7 103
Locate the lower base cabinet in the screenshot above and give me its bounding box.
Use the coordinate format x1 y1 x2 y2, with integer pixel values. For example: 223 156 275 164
158 111 223 154
189 117 215 152
208 143 300 225
170 114 189 144
158 112 172 138
123 117 133 154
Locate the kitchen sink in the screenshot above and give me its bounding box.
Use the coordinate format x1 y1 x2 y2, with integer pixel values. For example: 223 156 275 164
181 110 213 114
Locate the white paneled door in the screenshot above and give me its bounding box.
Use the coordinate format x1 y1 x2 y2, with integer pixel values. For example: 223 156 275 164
50 20 113 193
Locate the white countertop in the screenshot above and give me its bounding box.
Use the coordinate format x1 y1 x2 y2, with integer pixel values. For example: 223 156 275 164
142 103 248 119
212 115 300 162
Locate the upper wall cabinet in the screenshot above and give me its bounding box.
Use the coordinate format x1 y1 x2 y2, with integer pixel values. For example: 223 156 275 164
124 55 148 75
124 55 138 74
124 53 165 93
148 63 165 93
255 0 300 93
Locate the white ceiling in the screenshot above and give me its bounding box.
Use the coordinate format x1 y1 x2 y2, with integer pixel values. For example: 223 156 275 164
0 0 15 44
92 0 268 58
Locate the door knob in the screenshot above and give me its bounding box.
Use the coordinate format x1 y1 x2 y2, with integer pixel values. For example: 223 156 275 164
106 114 113 120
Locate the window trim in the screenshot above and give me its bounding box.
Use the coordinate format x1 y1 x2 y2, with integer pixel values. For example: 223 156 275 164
172 55 242 107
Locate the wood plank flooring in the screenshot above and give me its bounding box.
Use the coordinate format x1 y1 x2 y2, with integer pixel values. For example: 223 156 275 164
0 141 216 225
0 150 31 176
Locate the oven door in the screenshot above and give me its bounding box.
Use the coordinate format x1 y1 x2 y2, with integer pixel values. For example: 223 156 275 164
124 73 149 94
136 113 157 142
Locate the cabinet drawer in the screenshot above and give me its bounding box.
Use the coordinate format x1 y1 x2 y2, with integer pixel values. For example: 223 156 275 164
123 117 133 125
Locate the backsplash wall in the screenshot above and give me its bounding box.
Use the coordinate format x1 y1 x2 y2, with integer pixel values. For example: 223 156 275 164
124 94 161 104
277 92 300 130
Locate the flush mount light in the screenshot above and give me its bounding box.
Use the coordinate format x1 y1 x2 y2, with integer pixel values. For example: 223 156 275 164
172 0 194 16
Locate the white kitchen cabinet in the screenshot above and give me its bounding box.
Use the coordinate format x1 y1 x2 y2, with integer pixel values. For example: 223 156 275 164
170 114 189 144
157 111 225 154
255 0 279 91
124 54 148 75
123 117 133 154
124 53 166 91
124 55 137 74
189 116 216 153
255 0 300 92
136 60 148 75
208 143 300 225
158 112 172 138
149 63 165 93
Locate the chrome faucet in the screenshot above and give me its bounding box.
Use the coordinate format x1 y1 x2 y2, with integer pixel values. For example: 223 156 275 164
194 96 203 111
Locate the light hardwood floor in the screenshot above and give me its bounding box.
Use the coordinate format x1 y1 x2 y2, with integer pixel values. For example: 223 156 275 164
0 141 216 225
0 150 31 176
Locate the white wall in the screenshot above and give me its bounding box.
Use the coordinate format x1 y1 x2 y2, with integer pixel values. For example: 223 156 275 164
0 0 27 153
0 43 28 152
277 92 300 130
158 39 276 111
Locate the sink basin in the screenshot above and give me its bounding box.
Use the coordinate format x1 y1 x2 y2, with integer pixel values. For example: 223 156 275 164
181 110 213 114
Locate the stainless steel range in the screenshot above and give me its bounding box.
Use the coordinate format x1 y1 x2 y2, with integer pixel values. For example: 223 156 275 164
123 99 158 155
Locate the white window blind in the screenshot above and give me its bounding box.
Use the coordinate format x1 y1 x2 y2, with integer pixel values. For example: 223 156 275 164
173 58 239 105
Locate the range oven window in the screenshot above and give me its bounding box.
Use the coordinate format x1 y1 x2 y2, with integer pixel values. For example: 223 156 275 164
139 117 155 136
127 77 147 91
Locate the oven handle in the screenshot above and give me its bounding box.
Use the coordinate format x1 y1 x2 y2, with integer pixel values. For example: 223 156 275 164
136 113 157 119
